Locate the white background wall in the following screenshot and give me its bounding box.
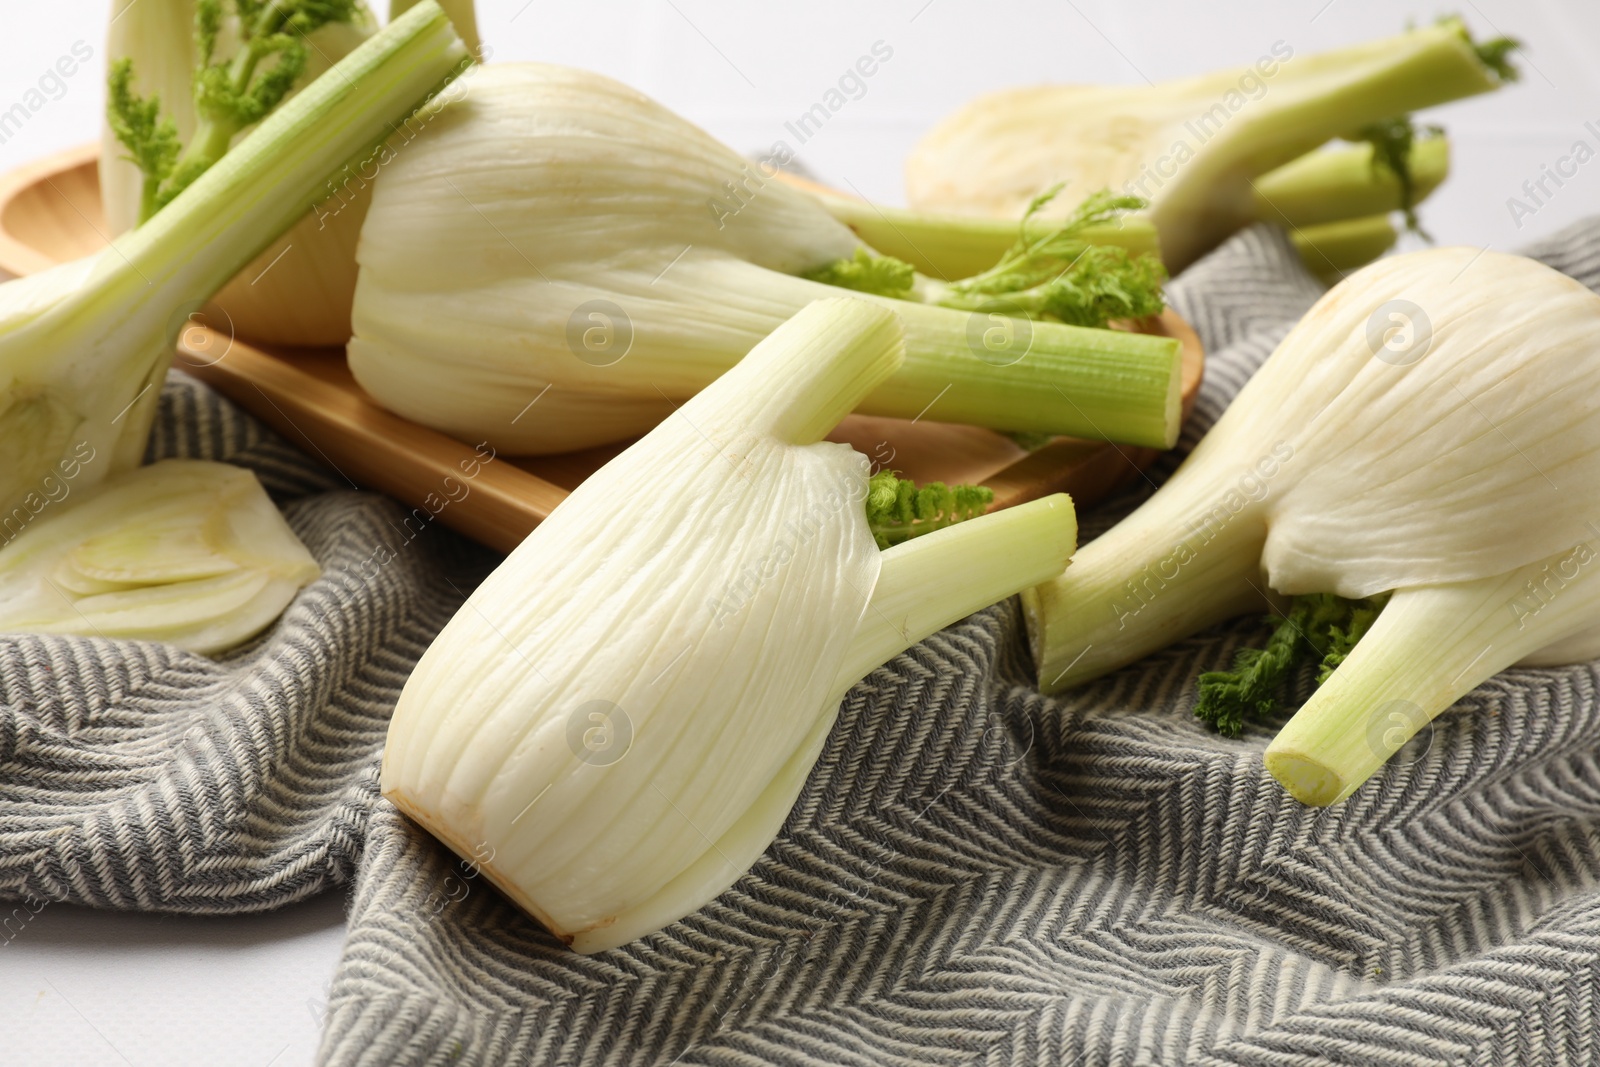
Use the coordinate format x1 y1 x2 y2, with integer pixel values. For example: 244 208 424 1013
0 2 1596 1065
3 1 1600 250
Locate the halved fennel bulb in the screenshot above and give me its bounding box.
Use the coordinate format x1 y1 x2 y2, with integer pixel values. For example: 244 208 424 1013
0 460 318 654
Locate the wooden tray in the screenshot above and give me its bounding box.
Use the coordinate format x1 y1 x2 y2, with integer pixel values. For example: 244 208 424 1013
0 144 1203 554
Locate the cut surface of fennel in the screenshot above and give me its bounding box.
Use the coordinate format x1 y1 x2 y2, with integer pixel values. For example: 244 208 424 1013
906 20 1509 270
0 3 469 523
381 298 1077 952
1020 246 1600 803
0 460 318 654
347 62 1181 456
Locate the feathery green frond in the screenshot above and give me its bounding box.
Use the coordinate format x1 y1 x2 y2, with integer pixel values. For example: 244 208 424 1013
864 470 994 549
196 0 225 65
802 247 917 299
939 186 1167 328
106 58 182 223
1195 593 1388 737
136 0 367 219
1354 116 1444 238
1472 35 1522 82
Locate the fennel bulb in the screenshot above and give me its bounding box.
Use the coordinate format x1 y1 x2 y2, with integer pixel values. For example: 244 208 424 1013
819 128 1448 284
348 62 1183 456
1 4 469 523
0 460 318 654
906 20 1513 271
381 298 1078 952
1021 247 1600 805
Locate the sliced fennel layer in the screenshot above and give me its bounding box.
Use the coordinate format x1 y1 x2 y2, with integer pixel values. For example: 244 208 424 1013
348 62 1182 456
381 298 1077 952
0 459 318 654
1 3 469 524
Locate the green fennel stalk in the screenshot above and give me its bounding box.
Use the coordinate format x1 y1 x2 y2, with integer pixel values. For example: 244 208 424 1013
806 187 1168 331
809 189 1161 283
1254 127 1451 232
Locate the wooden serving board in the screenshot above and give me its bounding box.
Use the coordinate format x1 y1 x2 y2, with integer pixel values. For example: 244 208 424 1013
0 144 1203 554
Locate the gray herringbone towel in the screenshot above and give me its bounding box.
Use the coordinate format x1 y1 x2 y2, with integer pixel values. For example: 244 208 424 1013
3 222 1598 1067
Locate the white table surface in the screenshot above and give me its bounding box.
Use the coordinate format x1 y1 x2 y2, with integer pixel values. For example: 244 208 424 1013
1 2 1598 1064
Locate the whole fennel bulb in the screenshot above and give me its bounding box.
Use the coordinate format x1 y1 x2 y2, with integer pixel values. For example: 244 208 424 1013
906 19 1513 271
0 460 318 654
381 298 1078 952
0 4 469 521
348 62 1183 456
1022 247 1600 805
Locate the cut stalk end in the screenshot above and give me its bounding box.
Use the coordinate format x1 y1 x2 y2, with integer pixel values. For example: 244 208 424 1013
840 492 1076 687
1262 547 1600 807
1028 489 1272 694
705 297 906 444
1263 750 1349 807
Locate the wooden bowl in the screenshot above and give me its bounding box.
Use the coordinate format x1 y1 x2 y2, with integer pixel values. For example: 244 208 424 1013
0 144 1203 553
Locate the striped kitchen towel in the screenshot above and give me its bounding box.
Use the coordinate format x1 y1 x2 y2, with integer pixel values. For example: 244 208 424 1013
2 219 1597 1066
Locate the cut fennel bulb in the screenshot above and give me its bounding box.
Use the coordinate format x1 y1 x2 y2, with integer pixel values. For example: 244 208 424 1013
906 20 1512 271
1021 247 1600 804
0 460 318 654
1 3 469 521
347 62 1182 456
382 298 1077 952
101 0 386 347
